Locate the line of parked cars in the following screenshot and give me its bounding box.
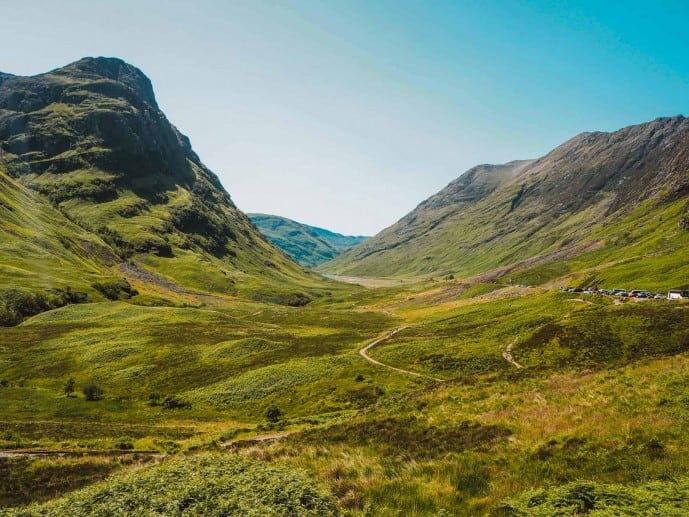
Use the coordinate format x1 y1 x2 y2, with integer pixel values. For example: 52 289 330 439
562 287 689 300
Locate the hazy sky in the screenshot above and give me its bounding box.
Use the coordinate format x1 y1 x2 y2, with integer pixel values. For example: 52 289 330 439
2 1 688 235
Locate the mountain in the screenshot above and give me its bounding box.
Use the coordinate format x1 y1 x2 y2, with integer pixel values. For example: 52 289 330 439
248 213 368 268
325 116 689 286
0 57 325 306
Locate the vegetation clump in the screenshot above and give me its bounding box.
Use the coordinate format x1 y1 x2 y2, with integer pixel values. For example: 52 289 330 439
0 457 120 508
4 454 339 516
161 395 192 410
265 405 282 423
296 418 511 460
63 378 75 397
82 383 103 401
91 278 138 300
0 287 87 326
503 478 689 515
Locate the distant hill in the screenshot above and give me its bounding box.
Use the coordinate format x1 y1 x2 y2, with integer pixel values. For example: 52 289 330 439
249 214 368 268
324 116 689 288
0 57 328 308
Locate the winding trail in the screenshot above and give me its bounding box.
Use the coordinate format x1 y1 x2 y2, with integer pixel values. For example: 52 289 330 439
359 328 446 382
220 431 293 448
0 449 164 459
503 337 524 369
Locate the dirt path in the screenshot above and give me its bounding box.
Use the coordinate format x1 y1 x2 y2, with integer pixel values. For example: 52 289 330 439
359 328 446 382
503 337 524 369
220 431 293 448
568 298 595 305
0 449 164 458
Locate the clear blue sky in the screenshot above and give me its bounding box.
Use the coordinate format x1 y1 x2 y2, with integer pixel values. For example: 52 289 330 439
2 1 688 235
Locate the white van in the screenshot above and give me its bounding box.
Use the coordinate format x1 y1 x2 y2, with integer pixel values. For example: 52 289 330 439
667 289 689 300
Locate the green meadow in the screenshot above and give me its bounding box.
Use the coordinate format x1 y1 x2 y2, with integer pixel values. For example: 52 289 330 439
3 271 689 515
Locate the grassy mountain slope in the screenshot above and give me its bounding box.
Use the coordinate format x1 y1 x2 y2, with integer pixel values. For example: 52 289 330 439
249 213 368 268
325 116 689 284
0 57 324 302
0 163 114 291
0 162 128 324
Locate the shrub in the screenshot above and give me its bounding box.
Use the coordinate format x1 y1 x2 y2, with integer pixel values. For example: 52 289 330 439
0 287 87 326
265 406 282 423
63 378 75 397
161 396 191 410
92 278 138 300
82 383 104 401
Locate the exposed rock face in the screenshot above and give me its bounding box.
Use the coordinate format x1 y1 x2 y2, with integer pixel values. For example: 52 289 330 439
519 116 689 215
0 57 210 197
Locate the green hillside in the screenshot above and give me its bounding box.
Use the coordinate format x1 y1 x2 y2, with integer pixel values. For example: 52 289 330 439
0 57 325 304
249 213 368 268
324 116 689 289
0 163 122 324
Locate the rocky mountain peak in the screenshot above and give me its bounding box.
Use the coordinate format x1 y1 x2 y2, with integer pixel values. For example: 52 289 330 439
0 72 13 86
52 56 158 107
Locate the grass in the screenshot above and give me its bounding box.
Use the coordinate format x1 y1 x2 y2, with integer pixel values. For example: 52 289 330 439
0 456 125 508
3 250 689 514
1 454 338 516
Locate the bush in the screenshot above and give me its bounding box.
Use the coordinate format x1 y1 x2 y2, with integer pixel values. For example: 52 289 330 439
265 406 282 423
92 279 138 300
249 290 312 307
63 378 75 397
114 439 134 450
0 287 88 326
82 384 104 401
161 396 191 410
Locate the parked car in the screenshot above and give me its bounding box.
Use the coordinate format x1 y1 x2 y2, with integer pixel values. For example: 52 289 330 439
636 292 652 299
668 289 689 300
654 293 666 299
612 289 628 296
599 289 612 295
629 290 651 298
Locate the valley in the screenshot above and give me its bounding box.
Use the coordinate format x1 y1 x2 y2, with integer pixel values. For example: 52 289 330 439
3 272 689 515
2 57 689 516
